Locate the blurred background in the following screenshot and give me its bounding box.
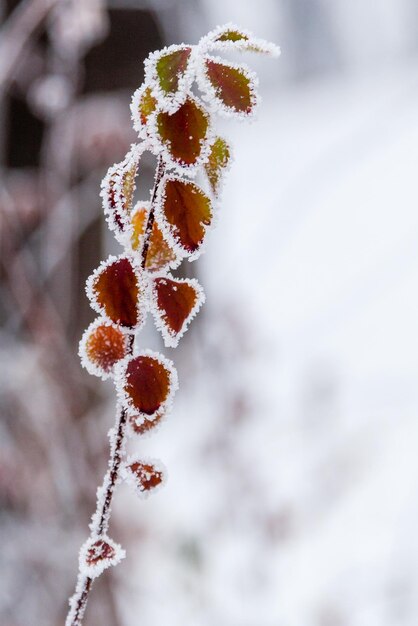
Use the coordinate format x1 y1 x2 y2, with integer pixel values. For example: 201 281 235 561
1 0 418 624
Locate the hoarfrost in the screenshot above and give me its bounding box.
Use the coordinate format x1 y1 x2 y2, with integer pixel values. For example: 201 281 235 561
121 456 167 499
149 274 206 348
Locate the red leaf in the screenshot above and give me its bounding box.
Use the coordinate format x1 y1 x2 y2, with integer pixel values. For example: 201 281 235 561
201 57 257 116
129 412 164 436
151 276 204 347
156 176 212 258
116 351 177 419
88 256 144 330
154 96 210 170
80 535 125 579
123 458 166 497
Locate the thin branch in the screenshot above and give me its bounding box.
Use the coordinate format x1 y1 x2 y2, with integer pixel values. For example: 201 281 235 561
141 155 165 270
66 157 166 626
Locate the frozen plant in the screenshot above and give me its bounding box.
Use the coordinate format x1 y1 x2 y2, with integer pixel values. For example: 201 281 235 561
66 24 279 625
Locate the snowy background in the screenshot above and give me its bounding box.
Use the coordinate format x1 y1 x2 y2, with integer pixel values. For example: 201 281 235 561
1 1 418 625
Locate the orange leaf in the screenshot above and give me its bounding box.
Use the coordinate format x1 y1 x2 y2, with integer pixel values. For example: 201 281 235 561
130 202 179 271
132 85 157 127
80 319 128 379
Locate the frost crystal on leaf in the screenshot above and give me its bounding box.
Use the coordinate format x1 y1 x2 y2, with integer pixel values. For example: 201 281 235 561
130 84 158 136
79 318 128 380
128 411 166 438
197 55 259 118
200 23 281 57
100 144 145 245
115 350 178 420
155 175 213 260
130 201 180 272
150 275 205 348
79 535 125 579
86 255 147 331
145 44 196 114
121 456 167 498
148 94 213 174
205 136 232 197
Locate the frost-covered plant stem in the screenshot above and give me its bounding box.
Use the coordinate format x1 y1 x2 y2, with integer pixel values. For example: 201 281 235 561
141 156 165 270
66 363 130 625
67 162 165 624
66 24 279 625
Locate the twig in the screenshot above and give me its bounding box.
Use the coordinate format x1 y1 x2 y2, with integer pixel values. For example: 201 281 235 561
66 156 166 626
140 155 165 270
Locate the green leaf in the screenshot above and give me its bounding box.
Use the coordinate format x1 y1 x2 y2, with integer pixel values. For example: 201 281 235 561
205 137 231 196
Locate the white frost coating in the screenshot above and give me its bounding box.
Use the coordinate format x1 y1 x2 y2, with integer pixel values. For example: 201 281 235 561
128 200 182 272
99 142 148 248
85 253 150 334
144 43 197 114
149 273 206 348
88 404 127 538
197 22 281 57
153 173 213 263
78 317 128 380
146 92 216 177
126 199 150 256
121 455 167 499
130 83 154 138
78 534 126 579
114 349 179 421
127 410 168 440
196 54 260 120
